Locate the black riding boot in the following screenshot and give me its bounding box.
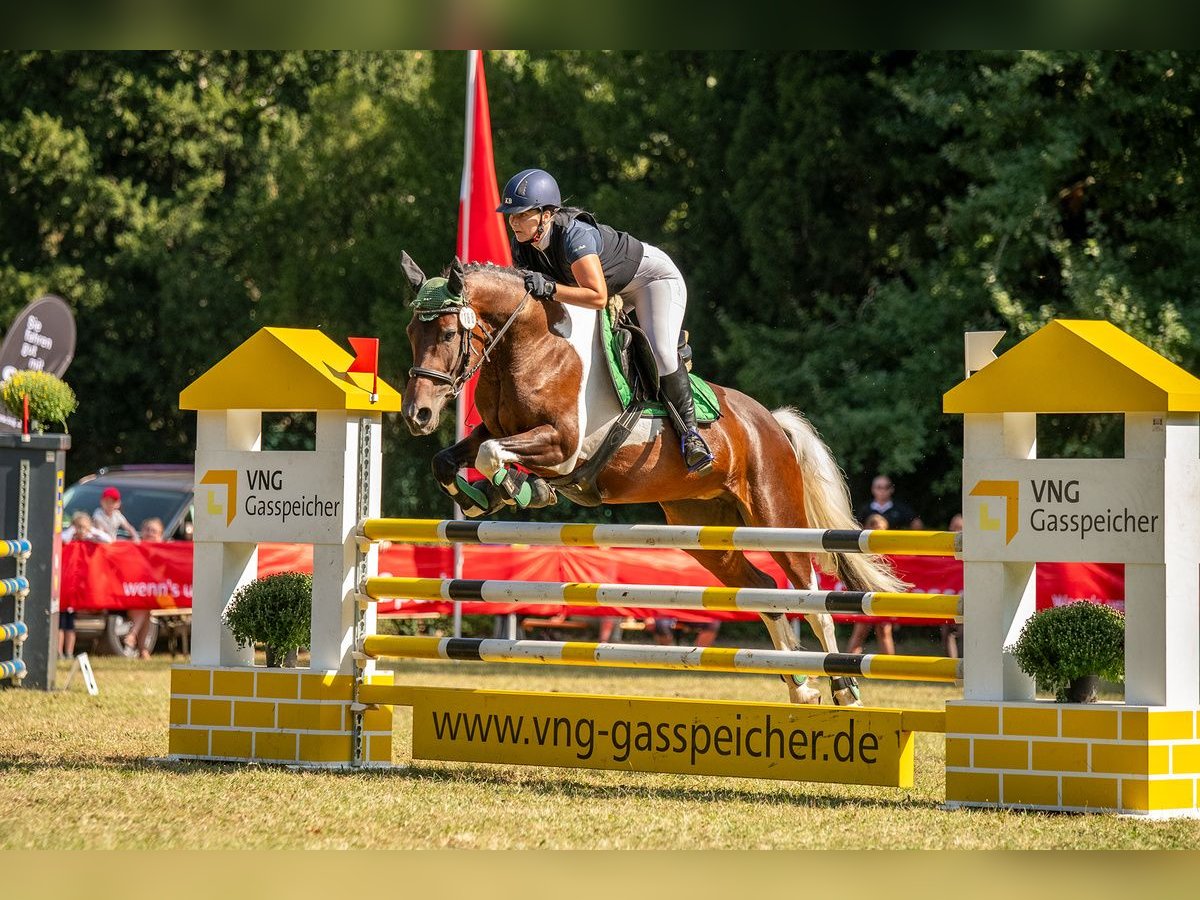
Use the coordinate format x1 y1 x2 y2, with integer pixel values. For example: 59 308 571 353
660 365 714 475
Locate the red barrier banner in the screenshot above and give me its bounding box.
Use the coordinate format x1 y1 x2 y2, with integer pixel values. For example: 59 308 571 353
60 540 1125 619
61 540 194 611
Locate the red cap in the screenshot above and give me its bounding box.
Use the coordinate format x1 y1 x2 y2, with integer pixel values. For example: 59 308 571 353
101 487 121 502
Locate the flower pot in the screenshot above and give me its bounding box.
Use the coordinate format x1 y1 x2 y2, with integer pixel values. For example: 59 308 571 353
265 647 298 668
1067 674 1099 703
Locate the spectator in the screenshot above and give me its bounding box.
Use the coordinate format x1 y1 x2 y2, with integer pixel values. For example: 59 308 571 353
58 607 76 660
63 511 113 544
856 475 920 530
847 512 896 655
121 517 166 660
60 511 112 659
93 487 140 543
140 517 165 542
651 617 720 647
941 513 965 659
597 616 622 643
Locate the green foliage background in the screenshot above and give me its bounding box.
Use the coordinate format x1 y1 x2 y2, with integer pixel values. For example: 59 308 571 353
2 51 1197 526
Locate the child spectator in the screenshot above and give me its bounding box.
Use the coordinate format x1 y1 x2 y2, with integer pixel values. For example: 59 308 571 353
59 511 112 659
93 487 140 542
63 511 113 544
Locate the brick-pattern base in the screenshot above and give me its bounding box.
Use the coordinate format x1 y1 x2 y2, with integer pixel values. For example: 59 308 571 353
945 700 1200 816
168 666 393 768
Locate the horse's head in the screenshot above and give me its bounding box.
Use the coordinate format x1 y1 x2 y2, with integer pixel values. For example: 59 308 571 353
401 252 473 436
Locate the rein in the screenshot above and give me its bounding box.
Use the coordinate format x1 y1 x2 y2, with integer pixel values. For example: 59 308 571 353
408 288 533 398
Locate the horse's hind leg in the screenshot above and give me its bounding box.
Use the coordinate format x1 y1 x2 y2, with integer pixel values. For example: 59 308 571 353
661 499 822 705
733 453 864 706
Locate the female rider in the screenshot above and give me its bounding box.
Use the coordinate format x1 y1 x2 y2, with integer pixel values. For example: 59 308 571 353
496 167 714 474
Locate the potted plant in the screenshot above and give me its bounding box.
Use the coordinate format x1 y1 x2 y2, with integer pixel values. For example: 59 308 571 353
0 370 77 433
1008 600 1125 703
221 572 312 667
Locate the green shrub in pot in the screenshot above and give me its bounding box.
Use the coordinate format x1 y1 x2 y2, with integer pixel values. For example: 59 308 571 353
1 370 77 433
221 572 312 667
1008 600 1125 703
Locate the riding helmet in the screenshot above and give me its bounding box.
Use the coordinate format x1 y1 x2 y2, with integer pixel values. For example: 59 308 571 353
496 168 561 214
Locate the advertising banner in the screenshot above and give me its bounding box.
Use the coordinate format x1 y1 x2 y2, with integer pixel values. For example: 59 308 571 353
60 541 1125 617
404 686 916 787
963 458 1166 563
192 452 353 544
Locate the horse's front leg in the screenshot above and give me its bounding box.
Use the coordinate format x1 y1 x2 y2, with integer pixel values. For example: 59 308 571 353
797 561 862 707
804 611 862 707
432 425 508 518
473 425 567 510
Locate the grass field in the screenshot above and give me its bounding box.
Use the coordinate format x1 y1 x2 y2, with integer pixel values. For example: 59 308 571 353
2 653 1199 849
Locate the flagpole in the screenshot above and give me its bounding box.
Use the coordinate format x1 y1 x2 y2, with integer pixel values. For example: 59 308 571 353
451 50 479 639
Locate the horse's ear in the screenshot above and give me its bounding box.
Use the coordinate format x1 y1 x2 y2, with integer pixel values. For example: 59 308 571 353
400 251 427 293
447 256 465 297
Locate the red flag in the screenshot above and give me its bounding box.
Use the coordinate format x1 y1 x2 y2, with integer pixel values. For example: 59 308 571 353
347 336 379 400
456 50 512 442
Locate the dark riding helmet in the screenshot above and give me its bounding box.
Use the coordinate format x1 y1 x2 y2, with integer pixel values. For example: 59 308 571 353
496 168 561 214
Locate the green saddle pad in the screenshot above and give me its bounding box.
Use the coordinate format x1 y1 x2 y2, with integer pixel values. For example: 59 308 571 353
599 309 721 422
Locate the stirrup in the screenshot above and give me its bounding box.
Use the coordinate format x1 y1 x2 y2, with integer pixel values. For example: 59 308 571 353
682 431 714 475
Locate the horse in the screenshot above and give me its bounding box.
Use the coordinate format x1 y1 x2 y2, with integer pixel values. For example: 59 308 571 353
399 255 905 706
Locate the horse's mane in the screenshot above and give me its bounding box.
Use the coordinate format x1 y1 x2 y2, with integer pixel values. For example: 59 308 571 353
454 262 527 303
459 261 523 281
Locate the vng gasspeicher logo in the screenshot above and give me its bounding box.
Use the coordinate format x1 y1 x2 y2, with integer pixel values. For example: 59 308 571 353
971 477 1159 545
200 468 342 526
200 469 238 526
969 480 1019 544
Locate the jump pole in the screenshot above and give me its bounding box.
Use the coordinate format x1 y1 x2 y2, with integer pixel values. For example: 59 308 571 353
364 576 962 620
361 635 963 683
361 518 961 557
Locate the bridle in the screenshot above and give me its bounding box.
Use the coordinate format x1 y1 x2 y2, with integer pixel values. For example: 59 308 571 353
408 287 533 398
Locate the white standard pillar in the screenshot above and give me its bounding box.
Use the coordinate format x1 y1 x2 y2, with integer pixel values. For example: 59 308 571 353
963 561 1036 701
191 410 261 666
962 412 1037 701
1124 412 1200 706
307 412 380 674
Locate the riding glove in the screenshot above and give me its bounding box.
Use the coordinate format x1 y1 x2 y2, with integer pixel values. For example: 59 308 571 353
524 272 557 299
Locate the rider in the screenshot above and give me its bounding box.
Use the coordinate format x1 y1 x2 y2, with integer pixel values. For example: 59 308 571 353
496 167 714 474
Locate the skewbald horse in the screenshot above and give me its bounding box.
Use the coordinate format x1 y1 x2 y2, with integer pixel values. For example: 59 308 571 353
400 255 904 706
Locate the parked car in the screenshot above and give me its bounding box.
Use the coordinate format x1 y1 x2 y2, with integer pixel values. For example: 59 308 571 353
61 465 194 656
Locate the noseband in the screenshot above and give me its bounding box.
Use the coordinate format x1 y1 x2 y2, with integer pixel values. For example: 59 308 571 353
408 288 532 398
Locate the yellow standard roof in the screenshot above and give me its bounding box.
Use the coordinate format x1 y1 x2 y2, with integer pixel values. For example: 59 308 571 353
943 320 1200 414
180 327 403 412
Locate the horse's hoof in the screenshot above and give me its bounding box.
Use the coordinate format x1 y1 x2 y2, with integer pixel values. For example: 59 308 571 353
830 676 863 707
797 686 823 705
783 674 823 705
527 479 557 508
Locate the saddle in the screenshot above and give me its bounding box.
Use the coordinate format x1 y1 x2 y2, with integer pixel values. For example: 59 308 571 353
604 300 719 422
612 310 677 401
545 301 719 507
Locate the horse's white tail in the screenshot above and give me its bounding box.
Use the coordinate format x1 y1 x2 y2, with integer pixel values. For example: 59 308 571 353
771 407 906 593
